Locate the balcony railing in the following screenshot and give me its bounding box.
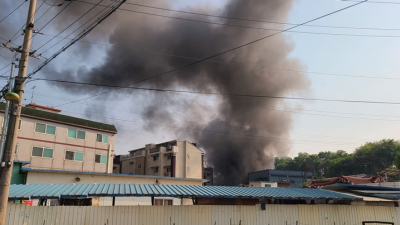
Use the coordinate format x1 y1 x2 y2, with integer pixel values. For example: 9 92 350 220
150 148 160 154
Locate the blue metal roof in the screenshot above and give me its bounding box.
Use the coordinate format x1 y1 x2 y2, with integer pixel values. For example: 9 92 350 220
14 160 30 165
323 183 400 191
20 167 207 182
8 184 361 200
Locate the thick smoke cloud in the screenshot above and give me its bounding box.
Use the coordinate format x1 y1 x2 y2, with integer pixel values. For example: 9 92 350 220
1 0 310 185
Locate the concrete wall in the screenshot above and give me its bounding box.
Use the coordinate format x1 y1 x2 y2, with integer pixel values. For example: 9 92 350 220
249 181 278 187
25 171 204 186
1 113 116 173
185 142 203 179
4 204 400 225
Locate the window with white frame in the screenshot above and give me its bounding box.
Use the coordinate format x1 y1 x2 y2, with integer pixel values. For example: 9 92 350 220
35 123 56 134
95 154 107 163
65 151 84 161
67 128 86 139
32 147 53 158
96 134 108 143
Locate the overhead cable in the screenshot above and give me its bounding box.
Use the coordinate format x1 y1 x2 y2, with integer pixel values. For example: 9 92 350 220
30 77 400 106
0 1 27 23
53 0 367 107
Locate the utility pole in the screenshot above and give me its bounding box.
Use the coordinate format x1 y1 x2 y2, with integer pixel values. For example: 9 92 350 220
0 58 17 171
0 0 37 223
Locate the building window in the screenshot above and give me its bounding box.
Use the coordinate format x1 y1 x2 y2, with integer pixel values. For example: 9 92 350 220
14 145 18 154
18 120 21 130
35 123 56 135
167 155 172 160
155 199 172 205
95 154 107 163
65 151 83 161
153 156 159 161
96 134 108 143
166 167 171 173
32 147 53 158
137 164 141 169
153 167 158 173
67 129 86 140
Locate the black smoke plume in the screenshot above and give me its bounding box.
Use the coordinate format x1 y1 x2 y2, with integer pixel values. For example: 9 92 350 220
1 0 310 185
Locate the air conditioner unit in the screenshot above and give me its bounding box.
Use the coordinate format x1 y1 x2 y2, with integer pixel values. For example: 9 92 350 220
165 172 169 176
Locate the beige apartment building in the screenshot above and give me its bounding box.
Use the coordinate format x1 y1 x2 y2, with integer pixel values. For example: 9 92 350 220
115 140 204 179
0 103 117 183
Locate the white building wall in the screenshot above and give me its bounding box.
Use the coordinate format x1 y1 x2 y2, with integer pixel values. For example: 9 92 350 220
0 112 116 173
25 171 205 186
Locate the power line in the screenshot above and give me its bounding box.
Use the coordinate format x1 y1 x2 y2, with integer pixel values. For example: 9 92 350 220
35 32 400 81
37 0 117 55
33 0 105 52
24 0 125 80
8 0 47 43
31 77 400 106
52 0 367 107
342 0 400 4
75 1 400 38
122 1 400 31
0 1 27 23
42 0 67 7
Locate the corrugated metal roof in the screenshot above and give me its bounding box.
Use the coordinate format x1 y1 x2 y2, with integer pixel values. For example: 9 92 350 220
8 184 361 200
21 167 208 181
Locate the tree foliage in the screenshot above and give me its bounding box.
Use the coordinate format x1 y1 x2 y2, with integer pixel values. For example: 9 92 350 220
274 139 400 178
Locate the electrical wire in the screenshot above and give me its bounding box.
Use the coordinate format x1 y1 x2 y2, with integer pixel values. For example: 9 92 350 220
34 32 400 81
51 0 368 107
0 0 27 23
24 0 124 82
122 1 400 31
79 0 400 32
33 0 104 52
42 0 66 7
29 77 400 106
342 0 400 4
75 1 400 39
35 0 117 55
8 0 47 43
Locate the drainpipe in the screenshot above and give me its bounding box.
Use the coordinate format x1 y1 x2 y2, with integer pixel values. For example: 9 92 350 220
106 144 112 173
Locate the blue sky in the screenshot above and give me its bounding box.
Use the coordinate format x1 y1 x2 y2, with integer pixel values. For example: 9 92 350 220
1 0 400 158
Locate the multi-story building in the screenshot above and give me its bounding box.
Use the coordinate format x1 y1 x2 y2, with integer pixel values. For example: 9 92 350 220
248 169 313 188
203 167 213 185
118 140 204 179
0 103 117 183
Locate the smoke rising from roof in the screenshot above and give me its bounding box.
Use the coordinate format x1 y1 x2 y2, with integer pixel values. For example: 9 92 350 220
1 0 310 185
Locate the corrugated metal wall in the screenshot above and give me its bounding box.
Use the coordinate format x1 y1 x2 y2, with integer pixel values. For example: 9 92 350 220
5 204 399 225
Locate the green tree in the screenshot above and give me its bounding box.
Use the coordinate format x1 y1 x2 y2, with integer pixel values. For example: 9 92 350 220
352 139 400 174
274 139 400 178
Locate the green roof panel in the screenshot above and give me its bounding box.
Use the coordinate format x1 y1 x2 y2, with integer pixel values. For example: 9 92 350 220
0 102 117 133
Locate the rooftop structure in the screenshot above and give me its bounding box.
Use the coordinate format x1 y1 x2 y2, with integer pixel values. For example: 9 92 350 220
248 169 313 188
307 174 383 188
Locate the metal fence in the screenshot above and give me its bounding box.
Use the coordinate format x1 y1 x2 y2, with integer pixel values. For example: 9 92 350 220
5 204 400 225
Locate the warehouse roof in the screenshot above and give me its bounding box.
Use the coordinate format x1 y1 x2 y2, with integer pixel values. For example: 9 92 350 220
8 184 361 200
0 102 117 133
21 167 207 182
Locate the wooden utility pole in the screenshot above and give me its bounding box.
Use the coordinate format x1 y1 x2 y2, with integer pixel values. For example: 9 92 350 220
0 0 37 223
